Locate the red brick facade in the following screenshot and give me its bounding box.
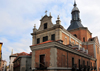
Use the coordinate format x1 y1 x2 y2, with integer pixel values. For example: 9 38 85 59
30 2 100 71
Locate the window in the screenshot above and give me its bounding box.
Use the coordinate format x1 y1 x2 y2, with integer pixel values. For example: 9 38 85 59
83 37 85 42
78 59 80 68
65 37 67 45
51 34 55 40
72 58 74 67
40 55 45 67
44 23 47 29
0 61 1 66
62 55 65 67
87 61 88 66
91 62 92 67
43 36 48 42
37 38 40 44
74 34 77 38
97 47 99 54
83 60 85 67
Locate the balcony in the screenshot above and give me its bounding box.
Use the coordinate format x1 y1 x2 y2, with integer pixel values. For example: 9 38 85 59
72 64 77 71
83 65 87 71
87 66 90 71
94 66 96 70
35 62 48 70
91 66 93 70
14 64 20 68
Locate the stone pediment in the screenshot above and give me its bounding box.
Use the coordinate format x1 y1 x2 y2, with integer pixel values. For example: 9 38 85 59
40 15 50 22
38 15 53 31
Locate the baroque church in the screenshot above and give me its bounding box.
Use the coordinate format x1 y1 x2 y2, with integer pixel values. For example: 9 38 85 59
30 1 100 71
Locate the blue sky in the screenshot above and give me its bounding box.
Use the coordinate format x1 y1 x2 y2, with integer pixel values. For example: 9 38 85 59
0 0 100 65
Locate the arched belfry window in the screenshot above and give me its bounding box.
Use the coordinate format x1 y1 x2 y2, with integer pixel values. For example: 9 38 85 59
83 37 85 42
74 34 77 38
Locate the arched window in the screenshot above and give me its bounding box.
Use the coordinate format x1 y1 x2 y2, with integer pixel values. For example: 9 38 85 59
83 37 85 42
74 34 77 38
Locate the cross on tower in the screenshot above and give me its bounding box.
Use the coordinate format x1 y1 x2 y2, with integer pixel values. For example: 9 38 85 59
45 10 47 15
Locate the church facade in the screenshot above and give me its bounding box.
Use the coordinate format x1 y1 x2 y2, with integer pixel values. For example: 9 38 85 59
30 1 100 71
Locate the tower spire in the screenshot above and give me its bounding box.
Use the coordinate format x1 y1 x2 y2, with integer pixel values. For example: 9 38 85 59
67 0 84 31
74 0 77 7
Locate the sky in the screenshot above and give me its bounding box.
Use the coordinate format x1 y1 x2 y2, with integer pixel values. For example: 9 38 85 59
0 0 100 65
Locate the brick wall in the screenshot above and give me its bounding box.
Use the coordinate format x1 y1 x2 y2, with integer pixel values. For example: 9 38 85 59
57 48 95 68
68 28 92 42
35 48 51 67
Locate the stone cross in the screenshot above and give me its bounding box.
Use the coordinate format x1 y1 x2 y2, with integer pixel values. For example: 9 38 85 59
45 10 47 15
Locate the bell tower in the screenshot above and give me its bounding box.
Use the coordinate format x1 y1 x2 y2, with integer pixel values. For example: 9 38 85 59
67 0 84 31
67 1 92 42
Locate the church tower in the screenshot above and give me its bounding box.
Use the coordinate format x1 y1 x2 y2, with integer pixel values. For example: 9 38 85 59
67 1 92 42
67 1 83 31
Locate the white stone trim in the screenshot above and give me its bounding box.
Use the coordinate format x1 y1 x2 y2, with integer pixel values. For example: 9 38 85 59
93 43 96 58
30 41 96 60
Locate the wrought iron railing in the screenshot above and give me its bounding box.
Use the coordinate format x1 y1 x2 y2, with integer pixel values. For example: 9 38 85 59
94 66 96 70
35 62 48 70
91 66 93 70
72 64 77 70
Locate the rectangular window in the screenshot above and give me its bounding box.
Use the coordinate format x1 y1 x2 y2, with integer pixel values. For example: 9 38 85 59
51 34 55 40
37 38 40 44
40 55 45 68
72 58 74 67
83 60 85 67
44 23 47 29
78 59 80 68
83 37 85 42
97 47 99 54
62 55 65 67
91 62 92 67
87 61 88 66
43 36 48 42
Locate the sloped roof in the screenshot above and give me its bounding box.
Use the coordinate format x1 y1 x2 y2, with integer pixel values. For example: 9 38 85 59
30 40 53 47
72 6 79 12
67 21 84 31
13 52 32 62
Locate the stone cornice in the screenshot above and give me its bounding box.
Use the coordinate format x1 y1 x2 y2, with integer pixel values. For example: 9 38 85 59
13 56 31 63
68 27 92 35
82 41 95 45
9 55 17 58
82 41 100 47
31 24 63 35
30 41 96 61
